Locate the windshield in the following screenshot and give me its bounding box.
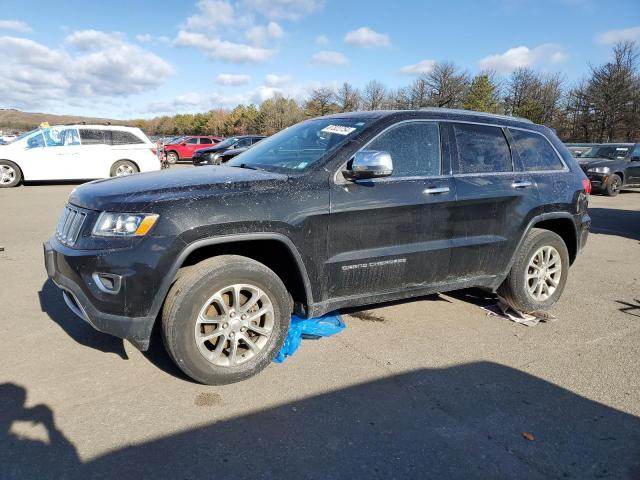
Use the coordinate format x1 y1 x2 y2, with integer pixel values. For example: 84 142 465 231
582 145 631 159
216 137 238 149
227 118 371 172
9 129 39 143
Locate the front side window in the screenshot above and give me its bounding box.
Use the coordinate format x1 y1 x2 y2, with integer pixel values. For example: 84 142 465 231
43 127 80 147
452 123 512 174
509 129 564 171
227 118 372 172
200 138 213 144
366 121 441 177
111 131 144 145
632 144 640 159
80 129 106 145
26 132 46 149
186 137 198 145
236 138 252 148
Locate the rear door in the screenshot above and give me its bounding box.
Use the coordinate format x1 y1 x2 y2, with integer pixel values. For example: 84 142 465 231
327 120 456 299
447 122 536 279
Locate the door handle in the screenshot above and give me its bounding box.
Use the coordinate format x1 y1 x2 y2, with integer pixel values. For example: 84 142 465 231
423 186 450 195
511 180 532 189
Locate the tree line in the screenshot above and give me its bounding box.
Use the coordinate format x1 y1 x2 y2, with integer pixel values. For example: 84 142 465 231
135 41 639 143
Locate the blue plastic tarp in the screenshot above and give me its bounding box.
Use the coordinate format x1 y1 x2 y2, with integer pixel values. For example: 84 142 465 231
273 312 345 363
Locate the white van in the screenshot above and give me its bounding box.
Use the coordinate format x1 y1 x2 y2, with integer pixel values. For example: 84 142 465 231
0 125 161 188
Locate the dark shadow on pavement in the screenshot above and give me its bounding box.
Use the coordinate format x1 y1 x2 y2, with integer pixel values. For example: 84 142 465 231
4 363 639 479
140 319 193 383
588 207 640 241
38 279 128 359
617 299 640 318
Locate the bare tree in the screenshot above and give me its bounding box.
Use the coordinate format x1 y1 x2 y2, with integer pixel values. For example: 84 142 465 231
304 87 338 117
424 62 469 108
361 80 387 110
334 82 360 112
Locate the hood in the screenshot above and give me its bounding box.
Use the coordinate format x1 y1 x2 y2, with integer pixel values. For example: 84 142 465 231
69 165 287 212
577 157 617 168
195 144 232 155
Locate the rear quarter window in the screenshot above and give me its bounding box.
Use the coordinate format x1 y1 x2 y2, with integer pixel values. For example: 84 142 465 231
452 123 512 174
111 131 144 145
509 129 564 171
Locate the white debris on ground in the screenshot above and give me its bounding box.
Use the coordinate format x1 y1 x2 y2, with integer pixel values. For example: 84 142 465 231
482 298 557 326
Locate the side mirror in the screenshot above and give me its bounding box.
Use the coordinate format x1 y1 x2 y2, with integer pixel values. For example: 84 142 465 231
343 150 393 180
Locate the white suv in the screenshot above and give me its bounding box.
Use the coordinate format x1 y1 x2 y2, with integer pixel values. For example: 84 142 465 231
0 125 161 188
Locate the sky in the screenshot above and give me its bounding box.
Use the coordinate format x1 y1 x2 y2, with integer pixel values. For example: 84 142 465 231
0 0 639 119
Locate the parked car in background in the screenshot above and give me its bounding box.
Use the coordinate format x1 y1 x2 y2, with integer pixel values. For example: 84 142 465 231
163 136 224 164
565 143 596 158
192 135 265 166
578 143 640 196
44 109 590 384
0 125 160 188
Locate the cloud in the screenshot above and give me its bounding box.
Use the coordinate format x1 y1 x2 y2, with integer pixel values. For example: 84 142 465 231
136 33 171 44
0 31 173 111
241 0 323 20
478 44 567 73
246 21 284 45
399 59 436 75
216 73 252 85
182 0 236 31
174 30 274 63
146 92 239 113
315 34 329 45
0 20 32 33
264 74 291 86
595 26 640 45
310 50 348 65
344 27 390 48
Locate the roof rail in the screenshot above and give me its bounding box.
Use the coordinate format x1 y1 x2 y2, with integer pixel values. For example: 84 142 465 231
418 107 533 124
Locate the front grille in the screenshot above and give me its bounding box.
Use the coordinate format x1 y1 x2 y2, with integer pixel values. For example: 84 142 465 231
56 205 87 246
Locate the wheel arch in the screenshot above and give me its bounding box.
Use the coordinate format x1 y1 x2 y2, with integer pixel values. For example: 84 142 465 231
614 171 625 184
153 234 314 321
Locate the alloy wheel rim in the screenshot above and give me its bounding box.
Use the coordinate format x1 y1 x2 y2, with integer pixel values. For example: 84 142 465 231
611 178 620 192
115 165 134 176
194 284 275 367
525 245 562 302
0 165 15 184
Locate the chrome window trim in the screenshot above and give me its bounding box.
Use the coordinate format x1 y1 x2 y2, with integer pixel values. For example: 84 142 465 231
335 117 571 185
334 119 443 185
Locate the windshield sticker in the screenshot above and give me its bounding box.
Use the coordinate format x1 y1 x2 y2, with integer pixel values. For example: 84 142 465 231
321 125 357 136
616 148 628 151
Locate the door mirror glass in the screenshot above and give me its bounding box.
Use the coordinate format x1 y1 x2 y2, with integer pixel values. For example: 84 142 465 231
344 150 393 180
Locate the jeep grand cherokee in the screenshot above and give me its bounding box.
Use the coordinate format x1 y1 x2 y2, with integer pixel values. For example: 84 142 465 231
44 108 591 385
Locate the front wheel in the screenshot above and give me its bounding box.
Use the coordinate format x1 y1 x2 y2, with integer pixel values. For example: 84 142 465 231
605 173 622 196
110 160 138 177
166 151 179 164
0 160 22 188
498 228 570 313
162 255 292 385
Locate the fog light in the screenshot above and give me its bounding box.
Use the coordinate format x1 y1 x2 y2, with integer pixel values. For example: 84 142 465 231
92 273 122 294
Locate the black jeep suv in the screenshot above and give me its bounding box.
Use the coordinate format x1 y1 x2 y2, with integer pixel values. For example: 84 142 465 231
577 143 640 196
44 109 591 385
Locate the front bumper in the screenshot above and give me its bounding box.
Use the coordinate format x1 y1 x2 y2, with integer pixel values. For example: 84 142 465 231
192 155 214 166
43 239 156 350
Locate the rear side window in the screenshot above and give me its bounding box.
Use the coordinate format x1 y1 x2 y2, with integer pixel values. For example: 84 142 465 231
366 121 441 177
452 123 512 174
111 130 144 145
80 129 106 145
200 138 213 144
509 129 564 171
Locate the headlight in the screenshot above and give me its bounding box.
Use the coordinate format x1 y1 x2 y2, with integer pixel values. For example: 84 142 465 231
587 166 610 174
93 212 159 237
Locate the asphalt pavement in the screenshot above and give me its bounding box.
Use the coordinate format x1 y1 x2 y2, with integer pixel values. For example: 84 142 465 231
1 172 639 479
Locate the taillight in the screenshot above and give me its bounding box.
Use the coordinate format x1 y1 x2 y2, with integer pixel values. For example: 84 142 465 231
582 178 591 195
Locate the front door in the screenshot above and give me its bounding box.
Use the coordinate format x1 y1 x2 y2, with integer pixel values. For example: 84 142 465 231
327 121 456 299
628 145 640 183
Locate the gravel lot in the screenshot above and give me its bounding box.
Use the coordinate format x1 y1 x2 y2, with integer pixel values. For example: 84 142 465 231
1 172 639 479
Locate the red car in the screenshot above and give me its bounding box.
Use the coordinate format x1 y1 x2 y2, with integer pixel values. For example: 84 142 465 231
164 136 223 164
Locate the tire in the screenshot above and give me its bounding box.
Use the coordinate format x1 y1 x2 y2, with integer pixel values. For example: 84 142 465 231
498 228 570 313
162 255 292 385
110 160 138 177
166 151 179 164
0 160 22 188
605 173 622 196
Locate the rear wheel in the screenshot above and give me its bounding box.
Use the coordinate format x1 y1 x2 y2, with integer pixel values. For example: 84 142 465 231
605 173 622 196
162 255 292 385
498 228 570 312
110 160 138 177
166 151 179 164
0 160 21 188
